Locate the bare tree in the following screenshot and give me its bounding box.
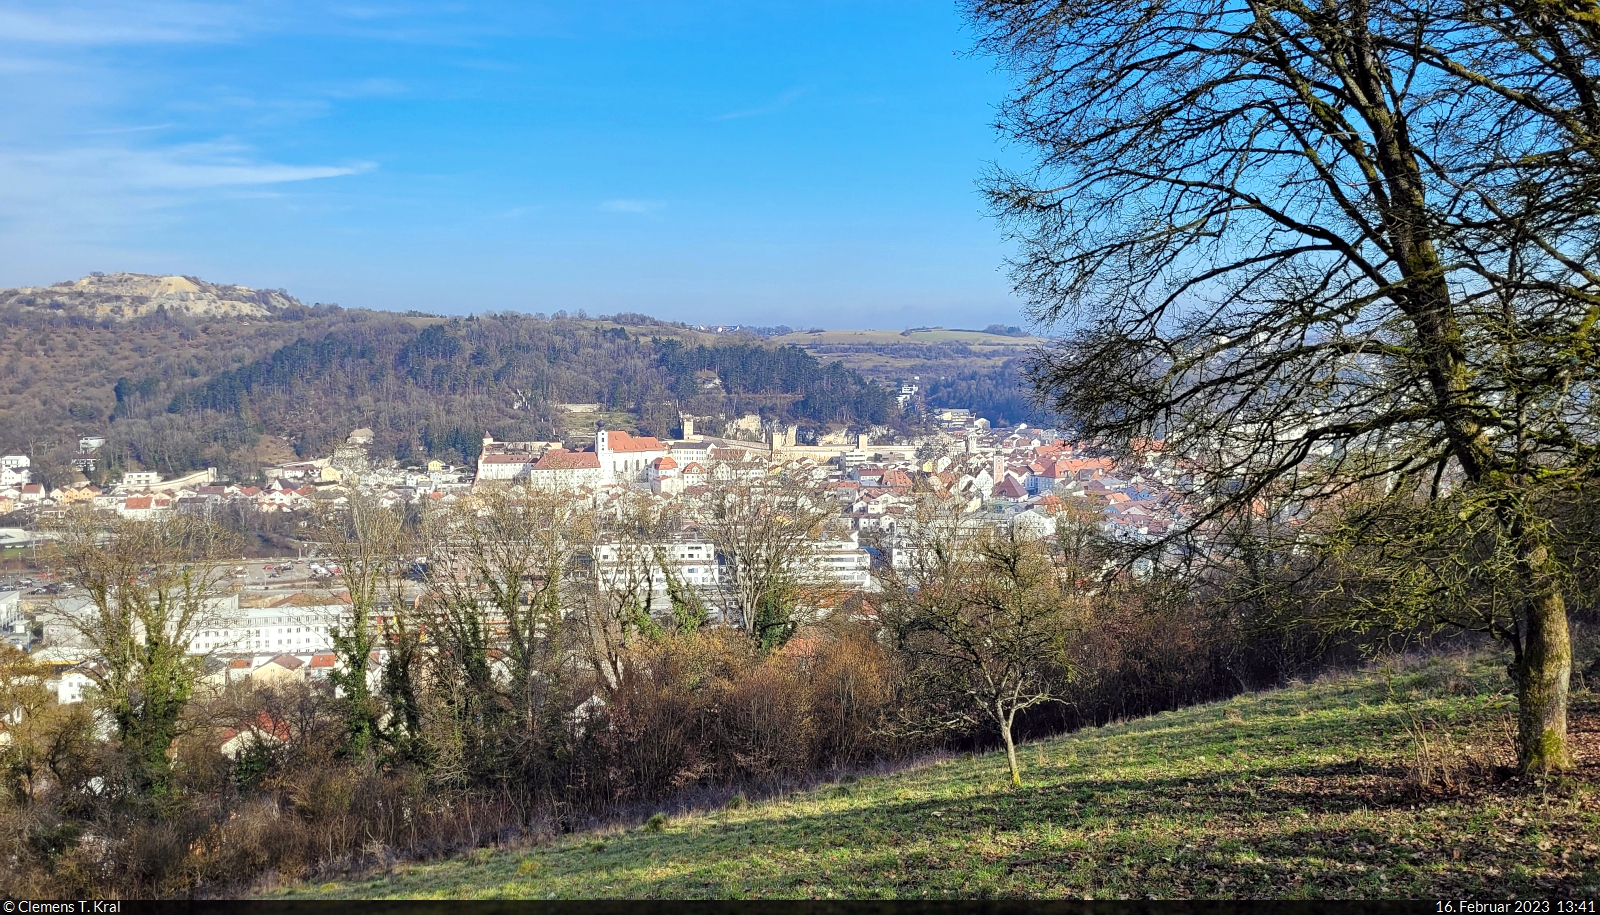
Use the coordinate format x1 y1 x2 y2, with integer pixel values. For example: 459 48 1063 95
0 645 96 805
696 474 836 652
47 509 240 795
305 484 411 759
968 0 1600 771
418 484 589 783
880 511 1082 787
876 499 1088 787
579 492 698 692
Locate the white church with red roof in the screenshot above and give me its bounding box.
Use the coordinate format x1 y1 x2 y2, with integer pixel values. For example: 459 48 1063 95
595 428 669 485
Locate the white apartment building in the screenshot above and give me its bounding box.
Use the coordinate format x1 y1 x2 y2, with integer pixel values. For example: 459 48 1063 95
813 537 874 591
191 594 350 656
592 539 722 594
39 592 346 656
476 452 537 482
593 534 873 601
526 448 603 490
0 589 21 633
0 455 30 488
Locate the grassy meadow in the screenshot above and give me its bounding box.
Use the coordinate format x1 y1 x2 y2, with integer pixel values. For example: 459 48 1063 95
268 652 1598 900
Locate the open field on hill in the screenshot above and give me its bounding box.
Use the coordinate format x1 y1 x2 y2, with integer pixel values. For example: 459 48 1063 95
772 329 1048 347
268 652 1599 900
768 329 1045 394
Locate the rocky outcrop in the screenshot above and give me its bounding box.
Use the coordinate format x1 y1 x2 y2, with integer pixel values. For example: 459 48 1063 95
0 273 303 319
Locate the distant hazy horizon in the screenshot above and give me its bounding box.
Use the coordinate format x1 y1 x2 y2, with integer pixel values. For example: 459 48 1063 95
0 2 1029 330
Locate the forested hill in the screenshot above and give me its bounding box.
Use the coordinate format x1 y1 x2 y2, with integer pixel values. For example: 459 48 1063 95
155 315 895 470
0 289 899 486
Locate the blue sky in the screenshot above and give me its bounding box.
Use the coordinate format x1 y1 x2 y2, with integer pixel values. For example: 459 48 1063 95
0 2 1026 328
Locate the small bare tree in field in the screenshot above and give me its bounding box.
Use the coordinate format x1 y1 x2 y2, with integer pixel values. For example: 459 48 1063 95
880 503 1083 787
48 508 240 796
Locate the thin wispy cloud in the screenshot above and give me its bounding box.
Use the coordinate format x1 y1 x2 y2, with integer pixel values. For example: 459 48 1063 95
0 56 68 73
0 2 247 45
27 143 373 188
0 141 372 225
599 199 665 215
83 123 177 135
0 140 371 261
329 4 405 20
712 87 805 121
320 3 523 47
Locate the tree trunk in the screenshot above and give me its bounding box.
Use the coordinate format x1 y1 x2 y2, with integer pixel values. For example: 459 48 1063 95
1000 712 1021 787
1513 559 1573 772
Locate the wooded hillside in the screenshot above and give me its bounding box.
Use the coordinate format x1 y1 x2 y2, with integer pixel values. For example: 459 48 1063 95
0 289 902 486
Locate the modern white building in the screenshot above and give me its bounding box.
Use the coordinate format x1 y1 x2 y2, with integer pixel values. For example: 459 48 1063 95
812 535 874 591
35 592 337 656
190 593 350 656
0 455 30 488
119 467 216 492
0 589 22 634
592 538 723 595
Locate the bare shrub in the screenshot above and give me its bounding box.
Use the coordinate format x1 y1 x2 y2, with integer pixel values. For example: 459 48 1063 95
807 627 898 767
598 632 749 800
713 656 814 783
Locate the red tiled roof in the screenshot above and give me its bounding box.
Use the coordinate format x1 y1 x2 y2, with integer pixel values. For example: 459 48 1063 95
123 496 153 509
532 449 600 471
309 653 338 669
223 712 292 744
605 431 665 453
994 478 1028 499
651 456 677 470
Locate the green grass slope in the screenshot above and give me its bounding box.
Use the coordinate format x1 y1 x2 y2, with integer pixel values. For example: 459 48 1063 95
271 654 1598 900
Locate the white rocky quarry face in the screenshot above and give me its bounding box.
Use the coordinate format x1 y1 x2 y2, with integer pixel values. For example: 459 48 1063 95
0 273 303 319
